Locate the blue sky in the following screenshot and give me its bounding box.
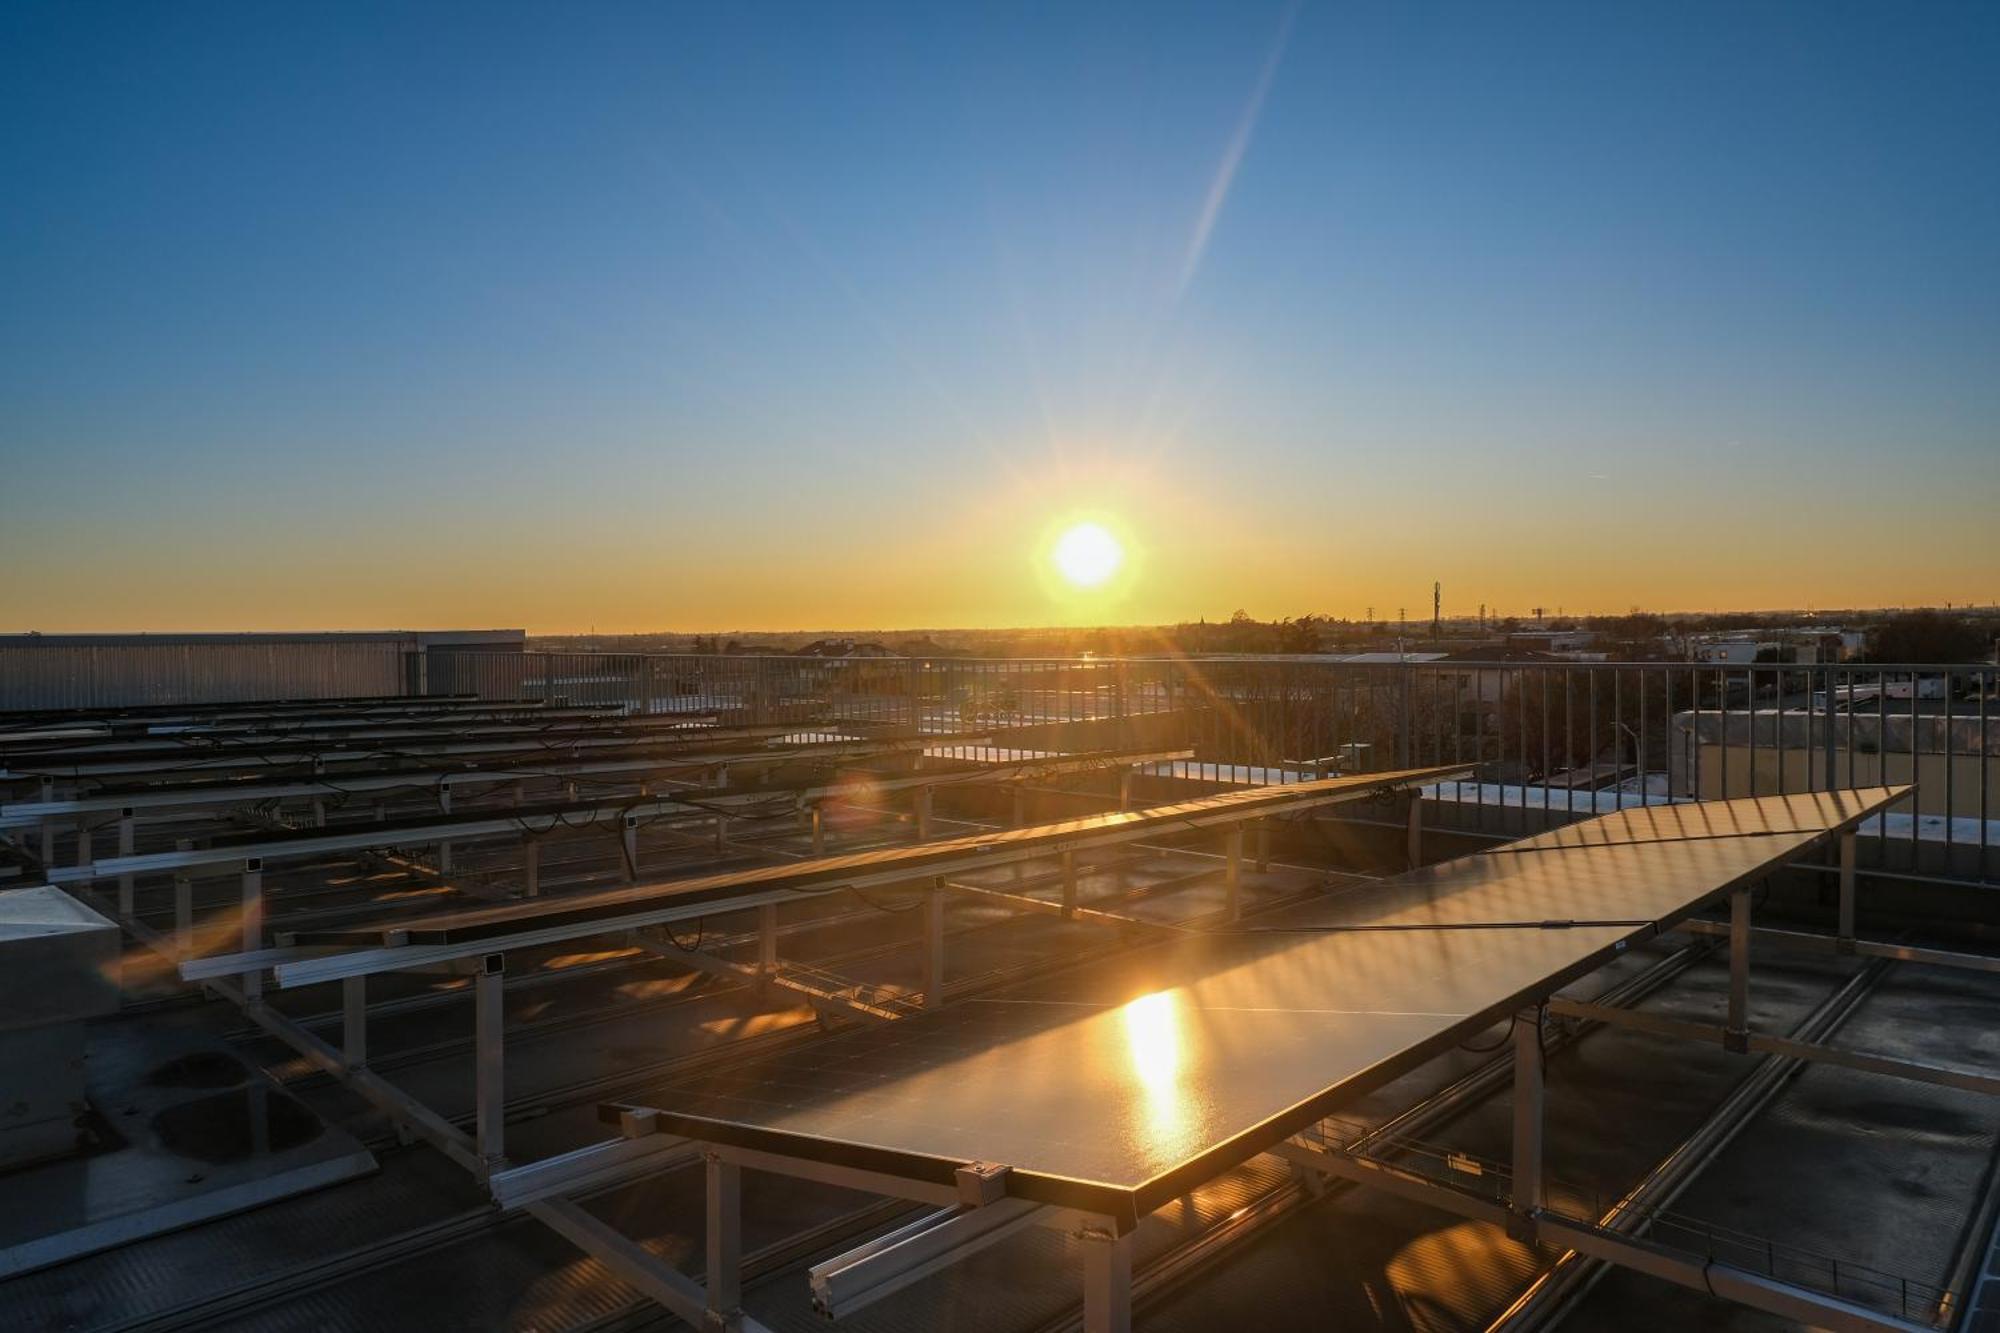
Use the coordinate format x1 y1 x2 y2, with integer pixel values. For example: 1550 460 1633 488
3 2 1996 630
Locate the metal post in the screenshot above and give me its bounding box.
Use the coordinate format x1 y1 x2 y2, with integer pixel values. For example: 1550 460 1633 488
1061 849 1078 919
240 860 264 1001
1225 827 1243 921
342 975 368 1068
523 837 540 897
705 1151 744 1327
173 838 193 957
1407 794 1423 869
758 903 778 976
116 811 135 918
1511 1006 1543 1237
38 780 54 866
924 877 945 1008
1726 888 1751 1052
1080 1225 1132 1333
1836 831 1857 952
437 783 453 874
475 954 505 1168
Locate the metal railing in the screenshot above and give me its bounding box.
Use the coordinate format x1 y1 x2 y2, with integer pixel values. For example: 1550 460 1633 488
424 651 1998 886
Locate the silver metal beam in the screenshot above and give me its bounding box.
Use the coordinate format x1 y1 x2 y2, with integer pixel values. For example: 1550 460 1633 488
1549 996 2000 1096
809 1198 1043 1318
475 954 505 1170
1512 1005 1543 1236
1080 1223 1133 1333
1277 1144 1931 1333
1725 888 1750 1053
1679 918 2000 975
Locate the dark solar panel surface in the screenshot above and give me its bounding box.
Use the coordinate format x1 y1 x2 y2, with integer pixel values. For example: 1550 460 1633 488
620 789 1906 1222
293 764 1469 946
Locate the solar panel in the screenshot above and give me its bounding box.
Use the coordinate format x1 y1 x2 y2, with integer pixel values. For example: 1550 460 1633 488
287 764 1469 947
604 788 1907 1226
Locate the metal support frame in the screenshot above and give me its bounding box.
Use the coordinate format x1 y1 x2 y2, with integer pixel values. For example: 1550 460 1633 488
342 975 368 1067
172 839 193 956
757 902 779 975
1680 917 2000 976
1224 827 1243 922
706 1151 745 1330
1080 1223 1133 1333
437 783 453 874
116 811 135 917
1836 830 1857 951
1278 1141 1932 1333
924 878 946 1008
1726 887 1751 1053
475 953 505 1170
240 860 264 1000
1511 1005 1543 1239
1548 996 2000 1097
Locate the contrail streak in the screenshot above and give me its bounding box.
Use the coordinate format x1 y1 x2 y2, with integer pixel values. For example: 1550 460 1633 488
1174 0 1301 302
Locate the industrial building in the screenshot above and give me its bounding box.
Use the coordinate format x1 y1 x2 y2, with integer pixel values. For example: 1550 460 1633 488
0 637 1996 1332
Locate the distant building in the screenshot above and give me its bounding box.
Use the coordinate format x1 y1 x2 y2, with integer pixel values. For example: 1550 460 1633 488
792 638 900 659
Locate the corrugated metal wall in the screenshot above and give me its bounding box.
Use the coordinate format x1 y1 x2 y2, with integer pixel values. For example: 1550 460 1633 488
0 639 410 710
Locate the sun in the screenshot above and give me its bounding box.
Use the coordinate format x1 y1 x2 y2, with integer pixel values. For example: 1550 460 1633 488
1051 521 1123 588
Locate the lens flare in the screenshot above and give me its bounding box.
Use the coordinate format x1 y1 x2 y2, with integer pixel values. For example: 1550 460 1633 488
1051 522 1123 588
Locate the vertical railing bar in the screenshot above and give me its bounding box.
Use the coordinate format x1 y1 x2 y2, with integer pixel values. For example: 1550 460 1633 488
1613 668 1622 810
1943 667 1955 852
1910 672 1920 851
1564 667 1576 817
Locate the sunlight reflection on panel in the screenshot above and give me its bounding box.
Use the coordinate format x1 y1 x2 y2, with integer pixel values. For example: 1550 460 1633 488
1121 989 1190 1152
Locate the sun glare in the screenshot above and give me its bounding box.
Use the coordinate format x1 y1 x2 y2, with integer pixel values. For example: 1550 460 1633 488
1051 522 1123 588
